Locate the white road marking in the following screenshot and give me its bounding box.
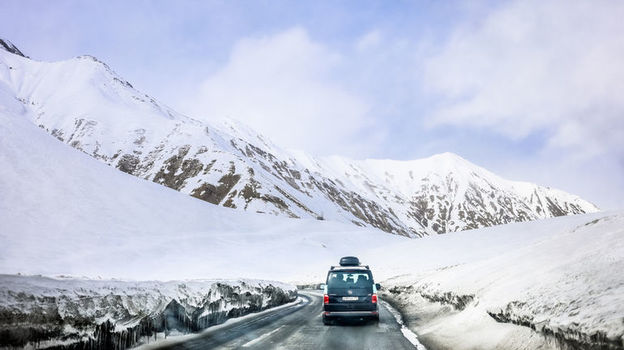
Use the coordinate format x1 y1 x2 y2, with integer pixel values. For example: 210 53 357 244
381 300 427 349
241 325 285 347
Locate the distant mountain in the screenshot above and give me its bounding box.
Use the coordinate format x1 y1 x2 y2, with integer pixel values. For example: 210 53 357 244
0 39 598 237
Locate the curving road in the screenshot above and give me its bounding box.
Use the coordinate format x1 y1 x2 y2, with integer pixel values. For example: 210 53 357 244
154 290 420 349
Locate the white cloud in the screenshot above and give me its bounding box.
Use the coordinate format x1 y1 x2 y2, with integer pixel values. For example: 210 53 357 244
186 27 376 156
355 29 382 52
423 0 624 159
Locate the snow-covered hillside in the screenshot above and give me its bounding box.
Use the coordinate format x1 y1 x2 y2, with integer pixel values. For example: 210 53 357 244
0 38 598 237
0 76 409 282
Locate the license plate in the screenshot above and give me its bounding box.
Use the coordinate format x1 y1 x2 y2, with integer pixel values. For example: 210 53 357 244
342 296 359 301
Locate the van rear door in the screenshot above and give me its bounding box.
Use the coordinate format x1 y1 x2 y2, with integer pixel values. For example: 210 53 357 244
325 270 376 311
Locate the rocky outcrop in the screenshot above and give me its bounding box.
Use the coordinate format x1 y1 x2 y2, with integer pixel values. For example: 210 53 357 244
0 38 26 57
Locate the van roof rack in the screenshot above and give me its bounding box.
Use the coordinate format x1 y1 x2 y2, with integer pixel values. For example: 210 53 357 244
330 265 370 270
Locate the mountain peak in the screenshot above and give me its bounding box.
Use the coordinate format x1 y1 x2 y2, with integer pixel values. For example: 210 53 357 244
428 151 465 161
421 152 473 170
0 38 26 57
0 44 599 237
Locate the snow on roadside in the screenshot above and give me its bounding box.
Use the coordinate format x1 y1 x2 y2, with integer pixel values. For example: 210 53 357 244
382 213 624 350
0 274 296 349
135 297 306 350
381 300 426 349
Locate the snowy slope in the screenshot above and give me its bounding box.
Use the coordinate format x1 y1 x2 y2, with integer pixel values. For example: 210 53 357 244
0 39 598 237
0 85 408 281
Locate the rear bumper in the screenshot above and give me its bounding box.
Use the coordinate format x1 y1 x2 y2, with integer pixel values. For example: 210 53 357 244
323 311 379 318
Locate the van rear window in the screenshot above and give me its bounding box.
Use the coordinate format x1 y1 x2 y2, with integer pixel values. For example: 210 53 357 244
327 271 373 289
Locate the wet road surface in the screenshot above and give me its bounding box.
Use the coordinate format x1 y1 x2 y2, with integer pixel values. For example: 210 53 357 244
155 290 418 349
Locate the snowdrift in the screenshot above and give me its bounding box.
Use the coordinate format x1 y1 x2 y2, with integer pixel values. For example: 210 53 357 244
0 275 296 349
382 213 624 350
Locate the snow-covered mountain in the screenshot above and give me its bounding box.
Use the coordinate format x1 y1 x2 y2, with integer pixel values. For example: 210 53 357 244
0 59 408 281
1 54 622 349
0 38 598 237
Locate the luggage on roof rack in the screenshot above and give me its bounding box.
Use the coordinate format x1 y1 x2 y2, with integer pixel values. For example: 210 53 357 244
339 256 360 266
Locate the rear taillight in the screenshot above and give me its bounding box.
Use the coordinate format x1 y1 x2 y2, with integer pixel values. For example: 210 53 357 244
324 294 329 304
371 294 377 303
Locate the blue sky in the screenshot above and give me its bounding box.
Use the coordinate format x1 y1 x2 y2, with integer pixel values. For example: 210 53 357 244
2 0 623 209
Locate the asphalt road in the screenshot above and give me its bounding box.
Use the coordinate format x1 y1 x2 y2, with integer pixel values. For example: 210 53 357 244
155 290 419 350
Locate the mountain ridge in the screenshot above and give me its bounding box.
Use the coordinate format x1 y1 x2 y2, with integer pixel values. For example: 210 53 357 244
0 40 599 237
0 38 25 57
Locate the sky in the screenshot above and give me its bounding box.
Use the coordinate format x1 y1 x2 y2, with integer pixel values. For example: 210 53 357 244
1 0 623 209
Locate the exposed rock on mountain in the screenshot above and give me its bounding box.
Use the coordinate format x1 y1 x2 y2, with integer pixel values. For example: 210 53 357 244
0 40 599 237
0 38 25 57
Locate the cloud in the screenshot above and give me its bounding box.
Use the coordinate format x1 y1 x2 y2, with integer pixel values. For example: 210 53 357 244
422 0 624 160
355 30 382 52
186 27 377 156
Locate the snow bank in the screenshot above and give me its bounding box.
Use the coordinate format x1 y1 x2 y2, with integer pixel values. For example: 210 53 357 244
382 213 624 350
0 274 296 349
